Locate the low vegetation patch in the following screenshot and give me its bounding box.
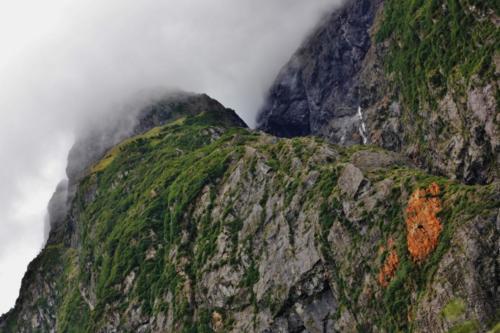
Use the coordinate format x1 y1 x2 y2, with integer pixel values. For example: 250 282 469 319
406 182 443 262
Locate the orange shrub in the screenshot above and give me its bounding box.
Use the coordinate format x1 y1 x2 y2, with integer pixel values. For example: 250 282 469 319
378 247 400 287
405 182 443 262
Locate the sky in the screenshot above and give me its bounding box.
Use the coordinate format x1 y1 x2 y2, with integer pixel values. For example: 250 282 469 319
0 0 343 315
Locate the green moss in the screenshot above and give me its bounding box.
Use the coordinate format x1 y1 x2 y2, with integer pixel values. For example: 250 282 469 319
242 261 259 288
448 320 480 333
488 322 500 333
56 289 90 333
442 298 466 321
194 308 214 333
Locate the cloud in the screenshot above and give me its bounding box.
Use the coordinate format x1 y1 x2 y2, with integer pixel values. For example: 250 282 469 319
0 0 344 314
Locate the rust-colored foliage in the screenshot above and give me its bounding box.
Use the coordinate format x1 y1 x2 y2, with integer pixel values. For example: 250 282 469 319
406 182 443 262
378 238 399 287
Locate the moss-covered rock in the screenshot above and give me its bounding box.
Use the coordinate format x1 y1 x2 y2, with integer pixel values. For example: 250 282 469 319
1 95 498 332
257 0 499 185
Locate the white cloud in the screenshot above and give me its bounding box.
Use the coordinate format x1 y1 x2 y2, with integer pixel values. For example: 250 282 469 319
0 0 343 315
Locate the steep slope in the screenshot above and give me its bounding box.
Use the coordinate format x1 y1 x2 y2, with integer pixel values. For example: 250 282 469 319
1 96 498 332
46 92 246 240
66 92 246 185
257 0 383 141
257 0 499 185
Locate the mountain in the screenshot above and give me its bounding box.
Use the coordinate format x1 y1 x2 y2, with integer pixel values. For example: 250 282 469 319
1 93 498 332
1 0 499 332
257 0 499 185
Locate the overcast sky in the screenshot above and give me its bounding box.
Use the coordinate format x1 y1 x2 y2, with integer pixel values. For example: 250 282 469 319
0 0 343 315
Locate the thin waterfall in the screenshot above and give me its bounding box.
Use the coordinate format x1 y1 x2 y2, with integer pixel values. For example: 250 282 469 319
358 106 368 144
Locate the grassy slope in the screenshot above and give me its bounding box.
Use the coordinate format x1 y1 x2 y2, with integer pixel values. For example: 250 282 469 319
377 0 499 165
1 109 498 332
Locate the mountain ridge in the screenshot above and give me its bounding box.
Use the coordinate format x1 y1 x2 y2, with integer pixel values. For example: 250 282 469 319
1 0 499 331
1 94 498 332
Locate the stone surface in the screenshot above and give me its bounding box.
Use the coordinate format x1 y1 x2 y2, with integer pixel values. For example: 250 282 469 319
257 0 383 145
257 0 499 185
2 101 497 332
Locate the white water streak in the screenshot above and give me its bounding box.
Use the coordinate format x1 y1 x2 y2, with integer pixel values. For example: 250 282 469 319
358 106 368 144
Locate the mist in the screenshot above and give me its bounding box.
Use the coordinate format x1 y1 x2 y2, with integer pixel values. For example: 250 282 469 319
0 0 344 315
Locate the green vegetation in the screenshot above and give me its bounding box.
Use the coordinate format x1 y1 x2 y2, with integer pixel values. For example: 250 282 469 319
313 156 499 332
377 0 499 149
242 260 259 288
378 0 499 102
448 320 480 333
3 104 498 332
57 108 253 330
442 298 466 321
488 322 500 333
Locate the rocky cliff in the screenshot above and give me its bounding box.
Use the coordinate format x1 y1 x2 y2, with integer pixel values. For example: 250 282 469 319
1 0 499 332
257 0 499 185
49 93 246 239
1 94 498 332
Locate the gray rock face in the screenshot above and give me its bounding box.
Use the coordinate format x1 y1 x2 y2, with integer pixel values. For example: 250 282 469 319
338 163 365 198
351 150 406 172
2 108 498 332
413 212 499 333
257 0 383 144
257 0 499 185
430 83 499 184
0 245 64 333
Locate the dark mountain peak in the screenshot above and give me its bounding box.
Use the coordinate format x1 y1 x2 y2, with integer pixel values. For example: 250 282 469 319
257 0 382 141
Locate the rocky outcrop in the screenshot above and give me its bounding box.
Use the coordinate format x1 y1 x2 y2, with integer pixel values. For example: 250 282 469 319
0 245 66 333
257 0 499 184
257 0 384 144
2 98 498 332
66 92 245 185
413 209 500 333
48 93 246 239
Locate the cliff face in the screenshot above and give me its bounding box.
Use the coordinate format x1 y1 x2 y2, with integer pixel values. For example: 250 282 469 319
48 93 245 239
257 0 383 142
1 0 499 331
1 96 498 332
257 0 499 185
